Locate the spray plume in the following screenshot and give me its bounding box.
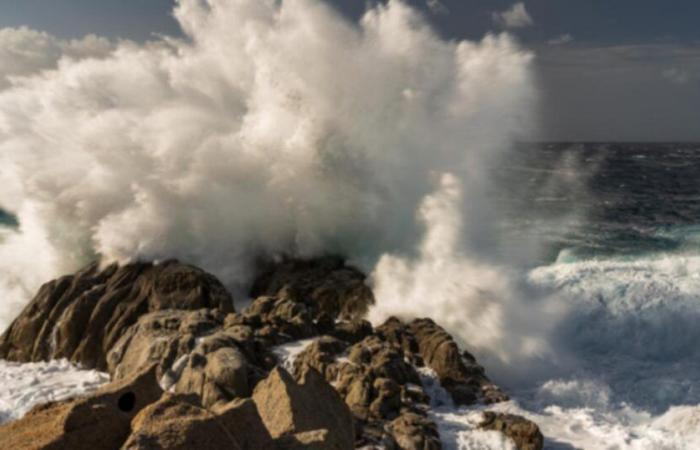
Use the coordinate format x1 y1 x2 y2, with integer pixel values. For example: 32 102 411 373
0 0 550 373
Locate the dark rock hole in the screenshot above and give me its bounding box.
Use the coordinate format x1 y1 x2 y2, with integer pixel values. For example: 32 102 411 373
118 392 136 412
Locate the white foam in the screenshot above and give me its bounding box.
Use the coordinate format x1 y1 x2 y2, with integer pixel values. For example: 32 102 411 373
0 359 109 424
0 0 536 331
271 338 318 372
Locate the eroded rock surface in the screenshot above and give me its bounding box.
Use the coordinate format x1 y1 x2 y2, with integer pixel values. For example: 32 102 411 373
0 365 162 450
253 366 355 450
251 256 375 320
0 260 233 370
0 256 541 449
479 412 544 450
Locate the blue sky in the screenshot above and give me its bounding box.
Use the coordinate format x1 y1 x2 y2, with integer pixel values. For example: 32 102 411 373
1 0 698 141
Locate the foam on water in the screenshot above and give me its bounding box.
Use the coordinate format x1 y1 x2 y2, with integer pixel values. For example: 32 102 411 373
0 359 109 424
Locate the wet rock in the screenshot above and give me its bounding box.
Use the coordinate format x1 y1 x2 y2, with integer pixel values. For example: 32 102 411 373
390 412 442 450
479 412 544 450
408 318 508 405
0 260 233 371
349 335 421 386
107 309 224 380
369 377 401 419
252 366 354 450
292 335 348 380
330 319 373 344
244 296 317 342
0 364 162 450
250 256 374 321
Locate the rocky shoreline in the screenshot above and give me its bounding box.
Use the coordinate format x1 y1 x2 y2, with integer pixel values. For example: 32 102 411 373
0 257 543 450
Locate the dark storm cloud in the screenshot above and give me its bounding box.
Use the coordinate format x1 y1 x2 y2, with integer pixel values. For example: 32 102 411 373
0 0 698 140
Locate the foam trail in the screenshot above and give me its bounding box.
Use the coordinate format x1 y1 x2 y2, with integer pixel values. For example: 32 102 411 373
0 0 537 339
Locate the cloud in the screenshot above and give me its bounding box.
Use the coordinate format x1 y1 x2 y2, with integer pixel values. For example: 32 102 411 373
537 43 700 141
548 34 574 46
662 67 692 84
492 2 534 29
0 26 112 88
426 0 449 14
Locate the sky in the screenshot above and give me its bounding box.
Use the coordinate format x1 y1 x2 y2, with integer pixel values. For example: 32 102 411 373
0 0 698 141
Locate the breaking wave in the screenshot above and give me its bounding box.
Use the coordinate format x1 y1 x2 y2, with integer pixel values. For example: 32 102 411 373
0 0 537 340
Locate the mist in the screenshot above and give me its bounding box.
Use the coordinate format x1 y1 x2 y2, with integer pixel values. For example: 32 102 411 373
0 0 552 375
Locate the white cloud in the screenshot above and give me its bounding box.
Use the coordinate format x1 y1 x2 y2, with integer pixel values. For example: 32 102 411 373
426 0 449 14
548 34 574 46
492 2 534 29
662 68 691 85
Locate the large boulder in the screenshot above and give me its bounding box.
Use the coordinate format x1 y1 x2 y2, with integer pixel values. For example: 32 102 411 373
390 412 442 450
107 309 225 380
0 365 162 450
109 309 269 408
173 344 250 408
408 318 508 405
250 256 374 321
123 395 273 450
252 366 354 450
479 412 544 450
0 260 234 371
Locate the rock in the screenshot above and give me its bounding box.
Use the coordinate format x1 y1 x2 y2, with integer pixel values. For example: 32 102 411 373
174 345 250 408
369 378 401 419
349 335 421 386
330 319 373 344
250 256 374 321
0 364 162 450
408 318 508 405
375 317 422 364
479 412 544 450
0 260 233 371
124 394 271 450
336 363 373 420
292 336 348 380
107 309 224 380
213 398 274 450
244 296 317 342
390 412 442 450
272 429 334 450
253 366 354 450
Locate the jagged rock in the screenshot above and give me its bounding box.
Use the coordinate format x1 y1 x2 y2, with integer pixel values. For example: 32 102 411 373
479 412 544 450
107 309 224 380
250 256 374 321
173 345 250 408
243 295 317 342
390 412 442 450
272 429 335 450
349 335 421 386
408 318 508 405
123 394 274 450
212 398 275 450
330 319 374 344
0 260 233 370
375 317 422 364
369 377 402 419
0 364 162 449
252 366 354 450
292 335 348 380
